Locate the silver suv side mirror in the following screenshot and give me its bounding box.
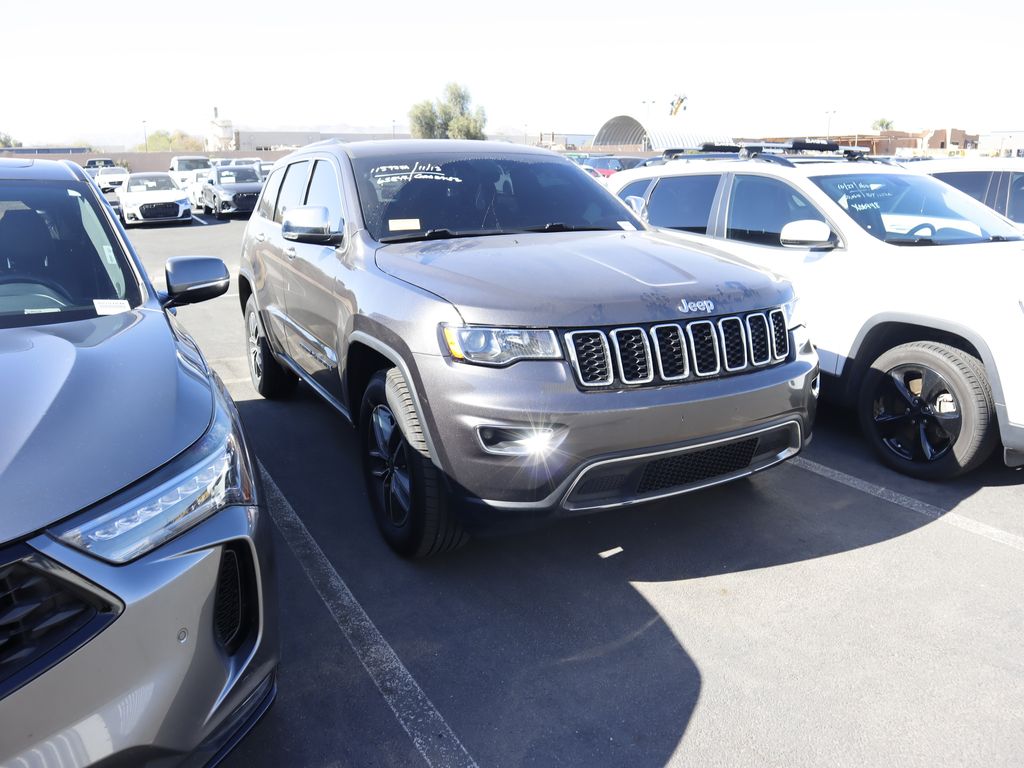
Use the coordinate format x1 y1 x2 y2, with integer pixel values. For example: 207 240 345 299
282 205 345 246
780 219 834 249
623 195 648 222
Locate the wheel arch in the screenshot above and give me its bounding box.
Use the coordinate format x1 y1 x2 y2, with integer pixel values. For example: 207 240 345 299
238 272 253 316
838 314 1003 413
345 331 446 472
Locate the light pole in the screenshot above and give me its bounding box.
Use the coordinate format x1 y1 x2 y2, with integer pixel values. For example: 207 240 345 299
825 110 836 141
142 120 148 152
523 124 528 146
392 120 396 139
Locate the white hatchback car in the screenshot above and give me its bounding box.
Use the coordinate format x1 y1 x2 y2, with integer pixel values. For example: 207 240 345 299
609 151 1024 478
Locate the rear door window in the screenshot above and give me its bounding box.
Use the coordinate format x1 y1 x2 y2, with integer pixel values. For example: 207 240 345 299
726 175 825 246
1007 172 1024 223
273 160 311 224
258 168 284 220
647 175 721 234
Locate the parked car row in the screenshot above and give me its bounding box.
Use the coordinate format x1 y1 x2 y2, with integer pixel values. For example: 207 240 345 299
3 138 1019 766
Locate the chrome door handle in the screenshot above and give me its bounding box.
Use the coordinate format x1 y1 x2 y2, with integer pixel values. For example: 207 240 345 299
285 247 297 260
254 232 266 242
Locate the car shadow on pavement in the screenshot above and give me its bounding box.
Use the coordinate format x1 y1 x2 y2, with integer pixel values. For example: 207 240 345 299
226 390 960 768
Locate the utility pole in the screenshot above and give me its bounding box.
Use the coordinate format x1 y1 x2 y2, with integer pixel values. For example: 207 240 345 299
143 120 148 152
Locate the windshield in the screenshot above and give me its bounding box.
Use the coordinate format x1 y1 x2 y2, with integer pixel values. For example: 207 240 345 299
216 167 259 184
351 152 642 242
177 158 210 171
811 172 1022 245
125 174 178 192
0 181 143 328
97 167 127 176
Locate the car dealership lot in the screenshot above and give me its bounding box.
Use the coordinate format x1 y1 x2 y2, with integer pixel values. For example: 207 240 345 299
128 217 1024 767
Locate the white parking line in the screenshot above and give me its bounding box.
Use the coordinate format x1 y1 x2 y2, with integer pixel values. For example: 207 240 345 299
791 456 1024 554
191 215 209 225
259 464 478 768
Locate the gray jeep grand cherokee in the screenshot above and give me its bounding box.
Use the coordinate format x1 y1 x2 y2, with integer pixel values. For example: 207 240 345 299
238 140 819 557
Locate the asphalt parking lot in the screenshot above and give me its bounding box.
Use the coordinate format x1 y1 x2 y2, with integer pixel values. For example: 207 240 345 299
127 214 1024 767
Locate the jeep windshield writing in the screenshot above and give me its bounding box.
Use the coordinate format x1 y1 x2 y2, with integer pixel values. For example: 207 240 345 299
812 172 1022 245
351 152 641 242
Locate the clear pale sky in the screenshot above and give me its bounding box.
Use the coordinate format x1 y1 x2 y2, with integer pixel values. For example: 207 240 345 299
4 0 1021 146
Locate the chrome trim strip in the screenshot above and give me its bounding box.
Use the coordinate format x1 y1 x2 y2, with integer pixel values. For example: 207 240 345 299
686 320 721 376
564 330 613 387
769 309 789 360
650 324 689 381
717 316 748 372
610 327 655 384
745 312 772 366
561 420 803 512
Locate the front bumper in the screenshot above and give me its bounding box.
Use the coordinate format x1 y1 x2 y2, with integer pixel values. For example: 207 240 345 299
0 502 278 767
413 327 819 529
215 196 257 215
123 201 192 225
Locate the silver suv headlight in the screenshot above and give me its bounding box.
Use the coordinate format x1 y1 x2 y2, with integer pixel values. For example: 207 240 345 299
50 380 255 564
442 325 561 366
782 298 804 329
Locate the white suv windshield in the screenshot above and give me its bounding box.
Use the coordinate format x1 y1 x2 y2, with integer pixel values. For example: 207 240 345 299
812 172 1022 245
0 181 143 328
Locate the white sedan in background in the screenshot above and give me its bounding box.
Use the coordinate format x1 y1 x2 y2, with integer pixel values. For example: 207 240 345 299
95 166 130 192
188 168 214 210
116 172 192 226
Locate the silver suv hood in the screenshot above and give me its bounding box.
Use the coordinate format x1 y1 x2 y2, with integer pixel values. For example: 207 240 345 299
376 230 793 326
0 310 213 544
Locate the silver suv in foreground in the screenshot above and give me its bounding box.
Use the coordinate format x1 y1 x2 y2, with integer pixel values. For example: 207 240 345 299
0 159 277 765
239 140 820 557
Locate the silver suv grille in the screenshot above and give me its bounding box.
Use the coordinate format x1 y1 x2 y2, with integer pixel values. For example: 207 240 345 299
564 308 789 389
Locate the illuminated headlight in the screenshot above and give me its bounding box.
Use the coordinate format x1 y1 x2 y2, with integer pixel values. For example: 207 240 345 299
219 193 234 203
782 298 804 329
50 382 255 563
442 325 561 366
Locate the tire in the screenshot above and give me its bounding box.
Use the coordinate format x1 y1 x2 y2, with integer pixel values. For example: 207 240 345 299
858 341 997 480
202 198 212 215
245 295 297 398
360 368 468 558
214 204 224 220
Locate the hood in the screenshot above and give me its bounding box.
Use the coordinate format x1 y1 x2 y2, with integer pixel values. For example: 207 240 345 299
119 187 187 205
214 181 263 195
0 310 213 543
375 230 792 327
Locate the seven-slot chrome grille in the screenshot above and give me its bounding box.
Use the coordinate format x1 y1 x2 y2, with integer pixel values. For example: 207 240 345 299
564 308 789 389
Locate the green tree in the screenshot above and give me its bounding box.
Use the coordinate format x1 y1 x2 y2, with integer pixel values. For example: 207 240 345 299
872 118 894 131
408 83 486 140
0 131 23 148
134 129 204 152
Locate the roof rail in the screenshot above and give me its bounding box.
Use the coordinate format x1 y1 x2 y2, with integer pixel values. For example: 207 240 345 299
661 144 741 159
747 152 796 168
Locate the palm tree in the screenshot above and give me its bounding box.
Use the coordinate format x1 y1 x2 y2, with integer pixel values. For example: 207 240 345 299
872 118 894 131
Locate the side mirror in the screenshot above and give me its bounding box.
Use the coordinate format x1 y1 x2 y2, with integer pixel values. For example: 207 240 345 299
282 205 345 246
623 195 648 222
780 219 835 249
206 178 214 184
164 256 230 306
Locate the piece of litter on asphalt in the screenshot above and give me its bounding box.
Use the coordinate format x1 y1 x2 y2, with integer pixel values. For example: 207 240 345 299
598 546 623 559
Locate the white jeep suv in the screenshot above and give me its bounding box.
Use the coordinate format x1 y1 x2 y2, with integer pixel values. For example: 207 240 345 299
608 149 1024 479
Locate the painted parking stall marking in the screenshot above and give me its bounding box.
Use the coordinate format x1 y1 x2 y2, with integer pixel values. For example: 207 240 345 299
792 456 1024 554
259 463 479 768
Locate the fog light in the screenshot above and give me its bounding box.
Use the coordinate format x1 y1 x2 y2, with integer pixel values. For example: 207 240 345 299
477 425 567 457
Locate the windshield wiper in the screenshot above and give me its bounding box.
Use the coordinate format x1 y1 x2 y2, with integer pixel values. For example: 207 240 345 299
378 228 515 244
520 223 619 233
884 235 937 246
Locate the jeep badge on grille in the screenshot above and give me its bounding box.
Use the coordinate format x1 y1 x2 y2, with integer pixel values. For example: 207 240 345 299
678 298 715 313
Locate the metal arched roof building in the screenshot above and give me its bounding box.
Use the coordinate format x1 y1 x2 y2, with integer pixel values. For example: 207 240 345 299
591 115 732 151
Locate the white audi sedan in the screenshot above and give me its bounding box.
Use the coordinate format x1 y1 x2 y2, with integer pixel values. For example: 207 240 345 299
116 172 192 227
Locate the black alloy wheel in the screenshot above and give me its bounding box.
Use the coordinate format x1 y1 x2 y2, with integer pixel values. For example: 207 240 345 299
359 369 467 557
366 403 413 529
858 342 997 480
870 363 961 463
244 296 296 398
